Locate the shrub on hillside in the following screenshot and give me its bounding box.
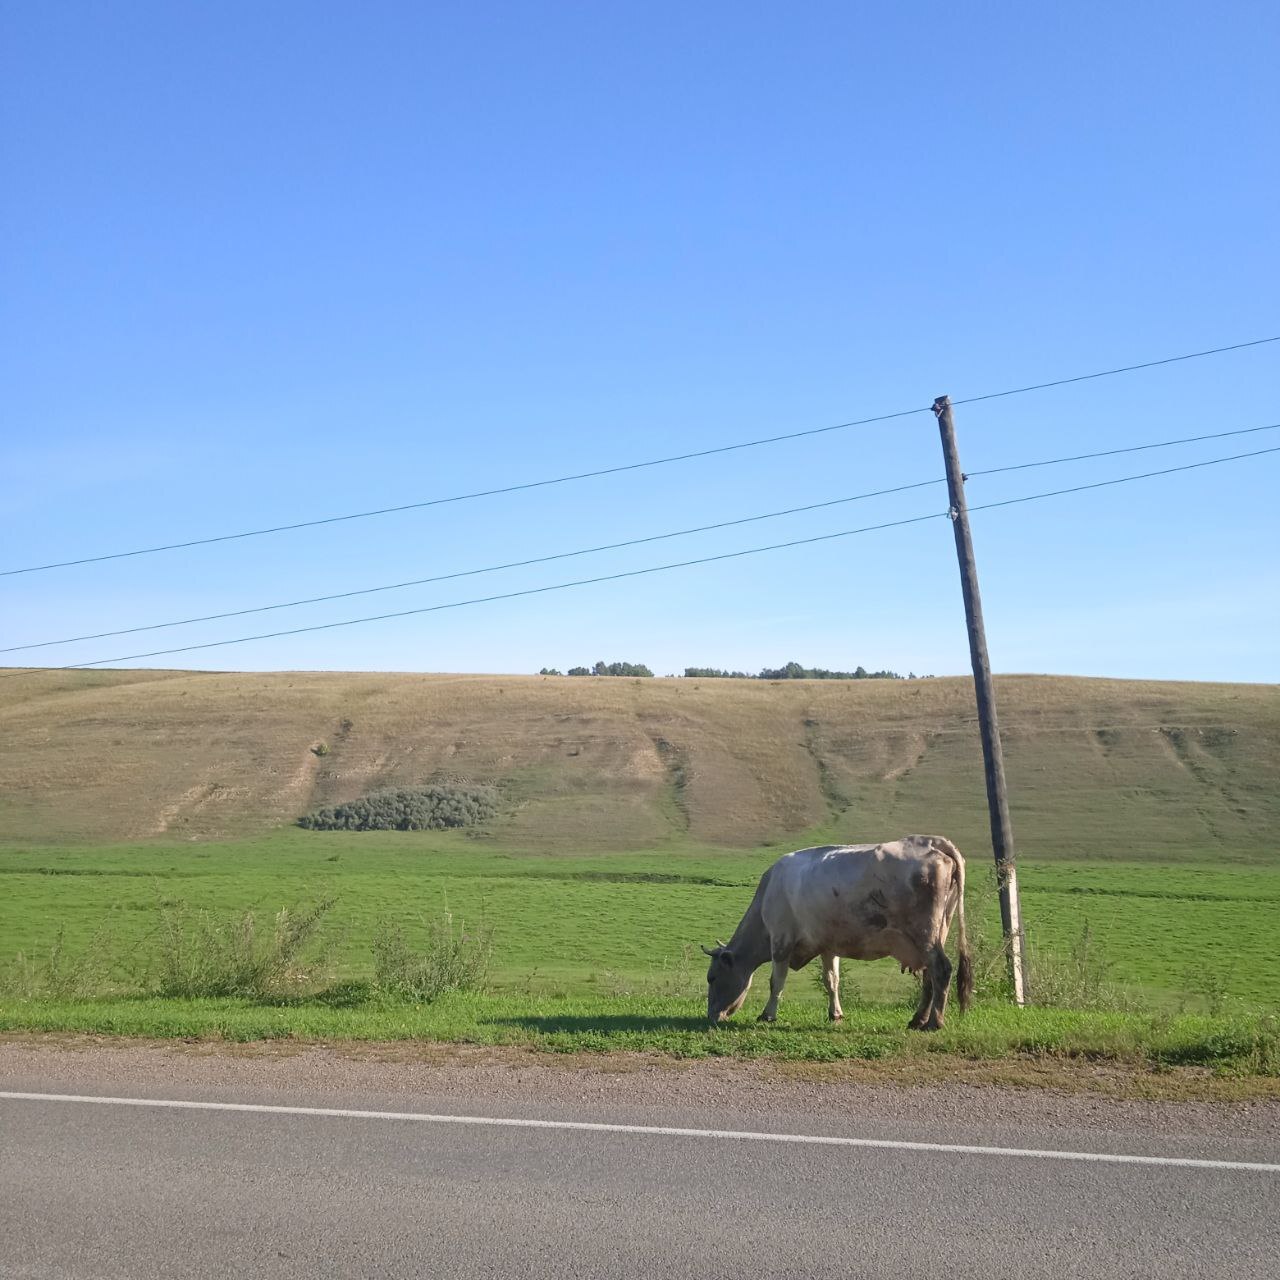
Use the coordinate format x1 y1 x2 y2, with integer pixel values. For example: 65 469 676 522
298 784 499 832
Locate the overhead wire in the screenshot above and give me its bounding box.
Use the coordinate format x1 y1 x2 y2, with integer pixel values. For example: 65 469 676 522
6 442 1274 675
3 334 1276 579
967 421 1280 478
0 478 948 654
949 335 1280 408
966 443 1279 513
6 510 951 671
3 423 1277 656
4 420 1277 655
0 405 932 577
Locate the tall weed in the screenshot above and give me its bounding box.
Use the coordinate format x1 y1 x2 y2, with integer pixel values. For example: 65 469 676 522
961 921 1139 1012
371 911 493 1001
0 915 128 999
1026 922 1139 1012
150 897 338 999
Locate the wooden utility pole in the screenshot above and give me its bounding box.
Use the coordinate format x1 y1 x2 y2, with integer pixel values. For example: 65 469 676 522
933 395 1028 1005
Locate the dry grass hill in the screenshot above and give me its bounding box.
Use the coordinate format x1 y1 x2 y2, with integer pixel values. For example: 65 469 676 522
2 668 1277 861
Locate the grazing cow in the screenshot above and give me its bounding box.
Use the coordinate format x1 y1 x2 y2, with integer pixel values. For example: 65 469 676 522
703 835 972 1031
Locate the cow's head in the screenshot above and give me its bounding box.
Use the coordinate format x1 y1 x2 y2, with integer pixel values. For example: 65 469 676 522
703 943 752 1024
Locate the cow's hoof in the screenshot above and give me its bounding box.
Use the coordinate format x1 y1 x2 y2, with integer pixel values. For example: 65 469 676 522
906 1016 925 1031
829 1012 843 1022
757 1012 776 1023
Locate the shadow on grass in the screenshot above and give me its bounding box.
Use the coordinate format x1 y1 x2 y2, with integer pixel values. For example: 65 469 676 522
489 1013 714 1034
258 981 374 1010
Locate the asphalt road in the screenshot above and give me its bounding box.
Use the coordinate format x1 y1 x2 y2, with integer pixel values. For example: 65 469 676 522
1 1045 1277 1279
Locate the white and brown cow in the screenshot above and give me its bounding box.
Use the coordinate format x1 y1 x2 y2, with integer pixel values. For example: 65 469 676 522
703 835 973 1031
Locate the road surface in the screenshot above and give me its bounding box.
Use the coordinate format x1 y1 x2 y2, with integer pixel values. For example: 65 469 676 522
2 1041 1276 1278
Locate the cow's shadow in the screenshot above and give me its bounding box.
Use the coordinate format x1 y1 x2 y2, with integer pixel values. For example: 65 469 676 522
488 1014 712 1034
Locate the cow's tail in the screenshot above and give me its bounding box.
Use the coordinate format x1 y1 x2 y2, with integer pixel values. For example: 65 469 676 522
933 836 973 1012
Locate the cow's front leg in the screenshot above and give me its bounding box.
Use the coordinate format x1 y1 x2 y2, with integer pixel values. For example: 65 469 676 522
822 953 843 1021
758 957 790 1021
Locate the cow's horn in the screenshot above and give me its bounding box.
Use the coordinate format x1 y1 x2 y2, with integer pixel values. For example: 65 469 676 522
700 944 717 956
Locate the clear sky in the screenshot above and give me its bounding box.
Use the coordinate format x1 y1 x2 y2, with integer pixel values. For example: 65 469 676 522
2 2 1277 682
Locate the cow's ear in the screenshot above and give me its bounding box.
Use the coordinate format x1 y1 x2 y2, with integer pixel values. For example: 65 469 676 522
720 950 734 968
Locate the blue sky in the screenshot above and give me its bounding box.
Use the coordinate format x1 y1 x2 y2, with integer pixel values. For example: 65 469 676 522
2 1 1276 681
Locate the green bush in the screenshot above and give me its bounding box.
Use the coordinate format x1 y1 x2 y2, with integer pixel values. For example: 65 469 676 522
298 784 499 832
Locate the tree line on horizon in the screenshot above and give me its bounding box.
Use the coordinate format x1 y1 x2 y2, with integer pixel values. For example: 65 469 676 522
539 661 655 677
686 661 918 680
538 660 927 680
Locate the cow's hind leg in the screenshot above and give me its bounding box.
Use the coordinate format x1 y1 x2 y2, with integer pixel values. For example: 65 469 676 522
907 970 934 1030
919 944 953 1031
822 953 843 1021
758 957 790 1022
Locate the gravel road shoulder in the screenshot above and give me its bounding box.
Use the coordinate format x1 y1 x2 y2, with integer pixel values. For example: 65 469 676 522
3 1034 1278 1150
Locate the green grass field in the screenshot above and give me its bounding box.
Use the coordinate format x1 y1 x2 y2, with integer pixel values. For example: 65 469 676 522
2 827 1276 1009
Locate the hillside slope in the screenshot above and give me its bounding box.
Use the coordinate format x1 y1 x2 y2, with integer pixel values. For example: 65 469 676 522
1 669 1277 859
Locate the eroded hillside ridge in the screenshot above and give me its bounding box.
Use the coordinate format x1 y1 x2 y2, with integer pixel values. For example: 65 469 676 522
1 670 1276 857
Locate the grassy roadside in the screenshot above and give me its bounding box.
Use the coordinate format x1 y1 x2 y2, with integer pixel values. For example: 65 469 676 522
2 993 1276 1083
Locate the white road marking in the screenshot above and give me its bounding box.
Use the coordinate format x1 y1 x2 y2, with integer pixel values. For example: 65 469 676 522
3 1090 1277 1173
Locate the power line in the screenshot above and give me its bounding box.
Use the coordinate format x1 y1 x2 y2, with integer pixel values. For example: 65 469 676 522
7 419 1276 656
967 444 1279 515
3 334 1276 579
951 335 1280 408
8 442 1274 675
0 477 946 653
9 510 947 670
0 405 931 578
5 422 1277 656
968 421 1280 478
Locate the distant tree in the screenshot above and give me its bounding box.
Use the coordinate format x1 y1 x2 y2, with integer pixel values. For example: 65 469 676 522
605 661 652 677
753 660 906 681
538 667 562 676
563 661 654 677
759 661 808 680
